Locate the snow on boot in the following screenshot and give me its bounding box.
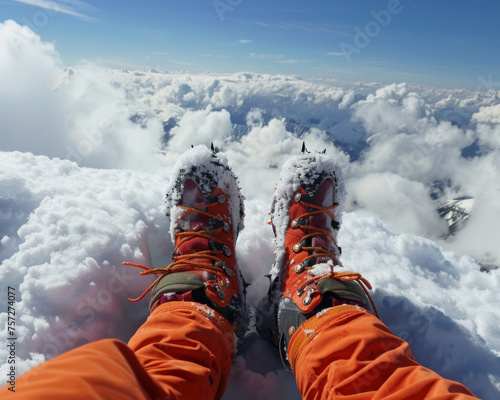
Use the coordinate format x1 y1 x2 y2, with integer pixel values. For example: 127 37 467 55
125 145 249 338
257 149 378 367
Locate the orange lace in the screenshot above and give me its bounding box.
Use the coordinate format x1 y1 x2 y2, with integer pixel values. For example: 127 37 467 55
123 200 228 303
295 201 340 264
294 200 380 318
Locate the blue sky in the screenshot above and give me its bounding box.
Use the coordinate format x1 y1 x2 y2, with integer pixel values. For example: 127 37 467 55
2 0 500 89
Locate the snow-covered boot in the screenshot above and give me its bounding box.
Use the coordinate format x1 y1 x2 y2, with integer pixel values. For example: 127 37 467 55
257 149 378 366
126 145 249 338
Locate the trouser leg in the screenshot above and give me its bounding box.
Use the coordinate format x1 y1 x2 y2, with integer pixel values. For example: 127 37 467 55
289 306 477 400
128 301 235 400
1 338 166 399
2 302 234 400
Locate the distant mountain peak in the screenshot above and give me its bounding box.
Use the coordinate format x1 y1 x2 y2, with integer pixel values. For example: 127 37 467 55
437 197 474 238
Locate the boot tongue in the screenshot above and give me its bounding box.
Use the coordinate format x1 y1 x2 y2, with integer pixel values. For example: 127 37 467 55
177 237 210 256
176 179 211 260
182 179 209 231
309 178 338 264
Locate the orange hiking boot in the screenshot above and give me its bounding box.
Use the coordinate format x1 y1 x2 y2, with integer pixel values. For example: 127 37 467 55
126 145 249 337
257 147 378 365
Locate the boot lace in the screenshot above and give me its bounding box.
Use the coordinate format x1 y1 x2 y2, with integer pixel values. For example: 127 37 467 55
123 200 229 302
294 200 380 318
293 200 340 265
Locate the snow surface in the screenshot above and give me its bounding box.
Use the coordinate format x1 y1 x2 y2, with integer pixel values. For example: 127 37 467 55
1 151 499 399
1 19 500 399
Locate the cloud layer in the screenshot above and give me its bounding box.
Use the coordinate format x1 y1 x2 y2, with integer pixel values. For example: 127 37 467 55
1 20 500 399
3 20 498 263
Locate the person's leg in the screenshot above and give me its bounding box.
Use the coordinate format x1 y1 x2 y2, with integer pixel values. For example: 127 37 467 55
2 302 234 400
259 149 478 400
1 338 167 400
128 301 235 400
125 144 248 399
289 307 476 400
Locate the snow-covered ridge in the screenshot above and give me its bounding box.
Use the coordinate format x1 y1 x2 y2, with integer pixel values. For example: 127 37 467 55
438 197 474 236
437 197 500 271
1 152 499 399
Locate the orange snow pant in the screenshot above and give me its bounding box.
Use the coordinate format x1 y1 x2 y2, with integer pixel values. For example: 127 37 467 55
2 303 477 400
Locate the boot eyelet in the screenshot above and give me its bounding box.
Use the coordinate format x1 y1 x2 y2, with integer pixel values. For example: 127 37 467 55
223 246 232 257
213 282 226 300
223 222 230 232
294 264 304 274
221 263 233 277
294 192 302 202
216 261 233 277
292 243 302 253
302 288 315 305
218 195 226 204
290 219 299 229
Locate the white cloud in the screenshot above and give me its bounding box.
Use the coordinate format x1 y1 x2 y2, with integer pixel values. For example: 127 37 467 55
0 20 163 171
273 59 301 64
13 0 98 22
0 19 66 157
472 103 500 124
59 66 164 171
347 173 448 238
168 106 233 150
326 51 345 56
446 152 500 264
250 52 285 59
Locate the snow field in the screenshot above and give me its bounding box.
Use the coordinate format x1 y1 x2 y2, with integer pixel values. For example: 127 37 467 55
0 151 499 399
